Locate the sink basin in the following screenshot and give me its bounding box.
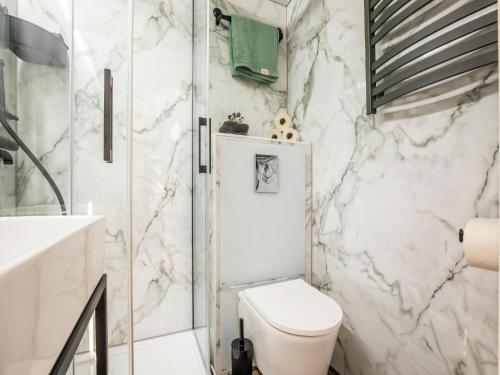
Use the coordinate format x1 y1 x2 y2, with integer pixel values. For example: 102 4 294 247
0 216 105 375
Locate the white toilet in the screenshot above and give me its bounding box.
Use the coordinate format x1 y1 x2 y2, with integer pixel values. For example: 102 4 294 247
238 279 343 375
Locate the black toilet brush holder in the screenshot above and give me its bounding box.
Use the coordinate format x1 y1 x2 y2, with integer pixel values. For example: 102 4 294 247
231 318 254 375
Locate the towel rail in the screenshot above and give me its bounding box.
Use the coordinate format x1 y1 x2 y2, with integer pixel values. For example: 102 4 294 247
364 0 498 114
213 8 283 43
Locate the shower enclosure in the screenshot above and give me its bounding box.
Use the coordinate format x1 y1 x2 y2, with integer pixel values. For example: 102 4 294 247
0 0 212 374
0 0 133 373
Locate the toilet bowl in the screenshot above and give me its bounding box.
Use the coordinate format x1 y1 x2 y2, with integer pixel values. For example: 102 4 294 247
237 279 343 375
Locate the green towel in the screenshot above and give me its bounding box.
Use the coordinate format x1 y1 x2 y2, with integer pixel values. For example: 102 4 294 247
230 14 279 84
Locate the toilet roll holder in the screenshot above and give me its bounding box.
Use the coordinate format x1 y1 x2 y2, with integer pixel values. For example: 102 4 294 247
459 219 499 272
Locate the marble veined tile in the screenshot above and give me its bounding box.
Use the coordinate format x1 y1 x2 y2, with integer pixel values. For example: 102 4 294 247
132 0 194 341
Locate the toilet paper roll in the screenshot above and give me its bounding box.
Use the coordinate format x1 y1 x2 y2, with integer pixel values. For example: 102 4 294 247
282 128 300 142
267 128 283 140
464 218 499 271
274 112 293 130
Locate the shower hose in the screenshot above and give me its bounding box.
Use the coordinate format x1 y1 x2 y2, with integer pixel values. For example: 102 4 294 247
0 111 67 215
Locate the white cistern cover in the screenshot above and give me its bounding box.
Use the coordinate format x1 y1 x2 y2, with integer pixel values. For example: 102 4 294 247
242 279 343 337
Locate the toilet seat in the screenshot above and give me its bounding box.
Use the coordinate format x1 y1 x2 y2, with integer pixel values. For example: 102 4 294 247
242 279 343 337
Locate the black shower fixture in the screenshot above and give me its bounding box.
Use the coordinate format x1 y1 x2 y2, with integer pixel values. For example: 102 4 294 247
0 111 67 214
0 134 18 151
0 149 13 165
0 61 67 215
0 7 68 214
0 6 68 67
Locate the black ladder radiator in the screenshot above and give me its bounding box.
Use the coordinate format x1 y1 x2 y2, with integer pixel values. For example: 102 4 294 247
364 0 498 115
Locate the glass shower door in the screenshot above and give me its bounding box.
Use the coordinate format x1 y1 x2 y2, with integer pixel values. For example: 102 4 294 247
193 0 211 369
72 0 132 373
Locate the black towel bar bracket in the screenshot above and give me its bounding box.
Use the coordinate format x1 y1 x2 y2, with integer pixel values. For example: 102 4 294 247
213 8 283 43
364 0 498 115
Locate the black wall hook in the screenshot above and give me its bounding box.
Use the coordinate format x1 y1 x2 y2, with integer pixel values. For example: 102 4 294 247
213 8 231 26
213 8 283 43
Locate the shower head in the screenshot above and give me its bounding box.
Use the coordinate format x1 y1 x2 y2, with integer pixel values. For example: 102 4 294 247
0 8 68 67
0 149 13 165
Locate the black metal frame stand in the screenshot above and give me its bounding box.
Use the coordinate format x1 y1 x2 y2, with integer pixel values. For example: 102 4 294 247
50 274 108 375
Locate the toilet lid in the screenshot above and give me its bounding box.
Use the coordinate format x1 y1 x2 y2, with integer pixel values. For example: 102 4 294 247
242 279 343 337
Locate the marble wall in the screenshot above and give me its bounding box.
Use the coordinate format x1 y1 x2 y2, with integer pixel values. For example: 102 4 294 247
131 0 194 341
287 1 499 374
0 159 15 212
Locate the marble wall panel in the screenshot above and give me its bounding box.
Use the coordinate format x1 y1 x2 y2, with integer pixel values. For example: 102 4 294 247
287 1 499 374
131 0 194 341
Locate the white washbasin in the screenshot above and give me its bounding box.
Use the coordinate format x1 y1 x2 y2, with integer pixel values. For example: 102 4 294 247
0 216 105 375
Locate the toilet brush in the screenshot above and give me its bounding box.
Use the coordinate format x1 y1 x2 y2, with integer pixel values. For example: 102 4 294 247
231 319 254 375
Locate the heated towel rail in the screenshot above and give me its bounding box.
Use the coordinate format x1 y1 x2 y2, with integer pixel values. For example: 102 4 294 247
364 0 498 114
